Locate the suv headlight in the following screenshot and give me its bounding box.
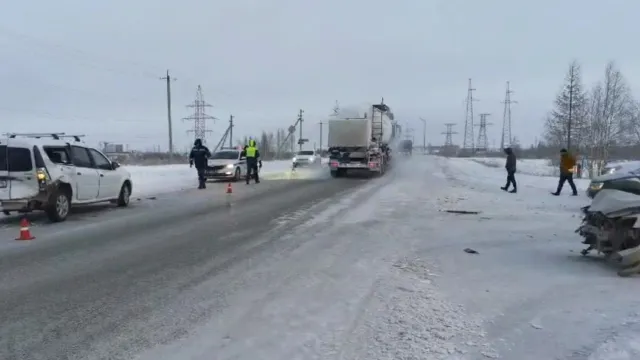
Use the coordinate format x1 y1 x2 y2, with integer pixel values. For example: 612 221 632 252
292 157 297 162
226 164 234 168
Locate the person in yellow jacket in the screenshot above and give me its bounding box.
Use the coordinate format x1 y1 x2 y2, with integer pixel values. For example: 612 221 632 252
241 139 262 184
552 148 578 196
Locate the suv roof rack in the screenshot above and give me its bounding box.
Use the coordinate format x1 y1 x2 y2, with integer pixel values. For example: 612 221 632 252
4 133 86 142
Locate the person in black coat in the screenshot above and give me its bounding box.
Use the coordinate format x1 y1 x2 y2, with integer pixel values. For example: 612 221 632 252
189 138 211 189
500 147 517 193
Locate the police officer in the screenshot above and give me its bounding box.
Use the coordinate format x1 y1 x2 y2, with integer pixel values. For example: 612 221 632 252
243 139 262 184
189 138 211 189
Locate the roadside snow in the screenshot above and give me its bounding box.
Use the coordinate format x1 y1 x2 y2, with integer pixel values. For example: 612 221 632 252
125 160 293 197
470 157 557 177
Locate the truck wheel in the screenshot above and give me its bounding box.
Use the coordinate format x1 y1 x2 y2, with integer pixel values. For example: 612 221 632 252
46 189 71 222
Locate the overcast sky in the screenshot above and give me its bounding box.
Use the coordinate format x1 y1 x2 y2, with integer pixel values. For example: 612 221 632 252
1 0 638 152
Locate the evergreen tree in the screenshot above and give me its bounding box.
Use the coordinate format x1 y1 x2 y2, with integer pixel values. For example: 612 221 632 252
544 60 588 151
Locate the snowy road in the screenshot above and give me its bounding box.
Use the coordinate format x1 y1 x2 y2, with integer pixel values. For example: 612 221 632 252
1 156 639 359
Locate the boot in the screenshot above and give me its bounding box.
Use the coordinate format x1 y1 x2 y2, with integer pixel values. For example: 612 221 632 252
551 192 560 196
509 189 517 193
500 186 508 191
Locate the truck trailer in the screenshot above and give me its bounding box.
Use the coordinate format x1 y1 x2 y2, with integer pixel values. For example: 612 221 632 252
327 101 398 178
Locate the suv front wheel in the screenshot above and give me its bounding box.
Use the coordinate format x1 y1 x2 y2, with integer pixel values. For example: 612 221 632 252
46 189 71 222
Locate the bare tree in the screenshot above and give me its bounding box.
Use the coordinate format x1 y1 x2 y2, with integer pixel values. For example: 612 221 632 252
544 61 589 151
588 61 635 171
626 100 640 143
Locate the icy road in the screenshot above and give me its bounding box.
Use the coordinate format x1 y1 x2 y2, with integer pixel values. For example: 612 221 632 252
1 157 639 360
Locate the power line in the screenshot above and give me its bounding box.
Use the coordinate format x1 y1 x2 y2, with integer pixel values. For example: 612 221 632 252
442 123 458 147
0 25 163 80
462 78 477 150
476 113 492 151
501 81 517 149
0 24 243 106
0 106 156 124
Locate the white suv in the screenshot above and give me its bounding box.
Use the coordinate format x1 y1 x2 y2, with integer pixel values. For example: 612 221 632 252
292 150 320 169
0 133 133 222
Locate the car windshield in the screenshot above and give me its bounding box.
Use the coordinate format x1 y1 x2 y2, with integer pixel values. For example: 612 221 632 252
296 151 314 156
211 151 238 160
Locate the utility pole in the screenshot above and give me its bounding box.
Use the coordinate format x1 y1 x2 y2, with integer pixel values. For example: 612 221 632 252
419 117 426 153
501 81 517 149
160 70 176 161
228 115 234 148
462 78 478 151
475 113 492 151
297 109 304 152
318 122 323 152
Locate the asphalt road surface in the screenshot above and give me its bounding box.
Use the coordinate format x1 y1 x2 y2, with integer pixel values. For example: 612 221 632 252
0 176 369 360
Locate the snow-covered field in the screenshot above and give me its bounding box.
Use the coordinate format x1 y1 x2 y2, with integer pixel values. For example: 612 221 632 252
125 160 296 197
137 156 640 360
469 157 558 177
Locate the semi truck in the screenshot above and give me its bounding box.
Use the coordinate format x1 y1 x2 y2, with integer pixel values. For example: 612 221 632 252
327 101 399 178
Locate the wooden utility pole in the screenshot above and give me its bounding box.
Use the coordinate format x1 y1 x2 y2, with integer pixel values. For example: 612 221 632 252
160 70 176 161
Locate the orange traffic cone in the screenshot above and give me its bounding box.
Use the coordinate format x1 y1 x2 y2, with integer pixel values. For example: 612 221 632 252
16 217 35 240
226 183 232 207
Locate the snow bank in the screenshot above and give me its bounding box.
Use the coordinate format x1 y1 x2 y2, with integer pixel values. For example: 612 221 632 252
588 330 640 360
125 160 293 197
470 157 557 177
448 157 590 193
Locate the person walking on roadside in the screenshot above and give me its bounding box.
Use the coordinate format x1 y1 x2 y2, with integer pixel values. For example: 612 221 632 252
552 148 578 196
500 147 517 193
189 138 211 189
242 139 262 184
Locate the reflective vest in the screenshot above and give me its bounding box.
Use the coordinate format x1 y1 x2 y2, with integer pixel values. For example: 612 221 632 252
246 146 257 158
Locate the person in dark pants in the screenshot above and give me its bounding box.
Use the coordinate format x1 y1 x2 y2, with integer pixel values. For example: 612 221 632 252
242 139 262 184
500 147 517 193
552 148 578 196
189 138 211 189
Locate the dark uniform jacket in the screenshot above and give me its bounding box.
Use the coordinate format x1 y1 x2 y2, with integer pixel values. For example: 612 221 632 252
504 147 516 173
189 144 211 169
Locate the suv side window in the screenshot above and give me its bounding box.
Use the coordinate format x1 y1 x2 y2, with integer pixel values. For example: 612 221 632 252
88 149 112 171
43 146 72 165
70 146 93 168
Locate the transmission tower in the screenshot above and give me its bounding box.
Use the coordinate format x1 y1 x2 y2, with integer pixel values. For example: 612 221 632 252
462 78 477 150
475 113 492 151
183 85 217 143
442 123 458 146
331 100 340 117
500 81 517 149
